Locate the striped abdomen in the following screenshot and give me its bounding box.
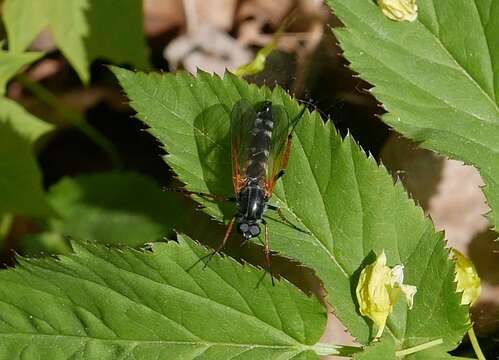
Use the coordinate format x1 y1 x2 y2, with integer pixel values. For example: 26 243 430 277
246 101 273 183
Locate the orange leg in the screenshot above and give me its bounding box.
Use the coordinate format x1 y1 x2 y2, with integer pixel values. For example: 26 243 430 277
218 217 236 252
276 207 300 232
204 216 236 268
266 205 309 234
281 134 293 173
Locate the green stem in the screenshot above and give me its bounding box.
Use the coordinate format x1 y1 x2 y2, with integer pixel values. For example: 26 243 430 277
395 338 443 357
468 326 485 360
314 337 449 358
311 343 361 357
0 214 13 244
16 74 122 168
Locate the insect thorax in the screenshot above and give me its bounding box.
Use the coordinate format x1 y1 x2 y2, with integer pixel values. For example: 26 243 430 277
237 184 267 222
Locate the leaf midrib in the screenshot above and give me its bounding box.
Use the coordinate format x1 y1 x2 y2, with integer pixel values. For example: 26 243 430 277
18 254 302 345
277 126 350 278
137 74 227 154
418 8 498 113
0 333 309 351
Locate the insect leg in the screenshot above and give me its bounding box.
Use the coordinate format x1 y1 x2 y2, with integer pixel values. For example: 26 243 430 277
164 187 236 202
266 205 310 234
204 216 236 268
275 169 286 182
280 136 293 176
263 220 275 286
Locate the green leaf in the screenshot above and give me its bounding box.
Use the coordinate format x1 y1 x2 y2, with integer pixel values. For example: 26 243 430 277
0 49 42 95
325 0 499 230
0 97 53 141
354 336 396 360
0 215 13 249
112 68 469 352
83 0 149 74
0 49 53 142
3 0 148 83
0 121 53 217
21 231 71 255
47 172 181 247
0 235 326 359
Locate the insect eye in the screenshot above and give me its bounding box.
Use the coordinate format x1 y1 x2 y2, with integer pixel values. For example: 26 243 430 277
239 223 249 233
249 225 260 237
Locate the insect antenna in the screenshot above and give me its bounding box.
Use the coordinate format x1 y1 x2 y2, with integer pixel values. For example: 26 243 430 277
288 104 308 135
295 98 330 120
273 104 308 181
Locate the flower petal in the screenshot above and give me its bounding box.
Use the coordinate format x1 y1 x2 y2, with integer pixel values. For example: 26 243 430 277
356 251 417 339
451 249 481 306
377 0 418 22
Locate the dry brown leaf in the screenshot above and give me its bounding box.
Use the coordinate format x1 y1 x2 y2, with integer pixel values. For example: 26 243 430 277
164 23 252 75
237 0 293 27
194 0 238 30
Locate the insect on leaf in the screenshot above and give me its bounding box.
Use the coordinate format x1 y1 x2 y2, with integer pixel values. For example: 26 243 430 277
230 100 295 197
112 68 469 355
230 99 258 193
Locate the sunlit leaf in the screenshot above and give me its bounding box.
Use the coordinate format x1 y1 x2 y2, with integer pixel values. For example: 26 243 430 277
47 172 182 247
0 49 42 95
0 121 53 217
0 235 326 359
112 68 469 354
21 231 71 255
0 97 53 141
3 0 148 83
326 0 499 230
353 336 396 359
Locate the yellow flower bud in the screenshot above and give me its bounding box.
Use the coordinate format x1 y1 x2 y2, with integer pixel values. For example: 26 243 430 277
377 0 418 22
451 249 481 306
356 251 417 339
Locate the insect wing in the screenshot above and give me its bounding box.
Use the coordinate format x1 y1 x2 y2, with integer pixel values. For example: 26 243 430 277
230 100 257 194
265 105 291 196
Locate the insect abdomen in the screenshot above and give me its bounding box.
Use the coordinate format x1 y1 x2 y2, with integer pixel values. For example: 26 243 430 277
246 102 273 182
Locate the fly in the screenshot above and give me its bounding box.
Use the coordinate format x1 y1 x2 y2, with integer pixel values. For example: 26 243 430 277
170 100 306 284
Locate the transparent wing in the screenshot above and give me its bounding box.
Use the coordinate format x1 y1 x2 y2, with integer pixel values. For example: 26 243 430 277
230 99 257 194
264 105 291 196
265 104 306 196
